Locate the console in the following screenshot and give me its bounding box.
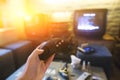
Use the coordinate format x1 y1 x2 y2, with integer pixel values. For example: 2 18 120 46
38 38 78 61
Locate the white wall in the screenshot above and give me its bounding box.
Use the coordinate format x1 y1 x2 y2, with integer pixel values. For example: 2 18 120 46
0 28 19 46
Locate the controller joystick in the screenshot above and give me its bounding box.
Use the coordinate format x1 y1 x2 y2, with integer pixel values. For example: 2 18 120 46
38 38 77 61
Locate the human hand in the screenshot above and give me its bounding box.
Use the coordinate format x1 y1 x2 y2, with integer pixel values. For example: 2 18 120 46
16 48 55 80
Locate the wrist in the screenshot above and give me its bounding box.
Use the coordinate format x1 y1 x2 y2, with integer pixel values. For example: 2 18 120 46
16 72 43 80
16 72 32 80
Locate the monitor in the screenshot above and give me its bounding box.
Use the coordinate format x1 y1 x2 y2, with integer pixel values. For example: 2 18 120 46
73 9 107 39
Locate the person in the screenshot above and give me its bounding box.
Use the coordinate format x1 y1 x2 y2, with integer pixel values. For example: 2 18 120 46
16 47 55 80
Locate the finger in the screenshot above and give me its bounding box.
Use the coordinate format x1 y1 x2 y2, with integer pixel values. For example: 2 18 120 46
36 42 47 49
45 54 55 68
40 61 46 73
29 49 44 58
36 49 44 55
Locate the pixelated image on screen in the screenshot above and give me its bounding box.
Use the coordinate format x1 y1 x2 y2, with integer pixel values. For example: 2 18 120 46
74 9 107 38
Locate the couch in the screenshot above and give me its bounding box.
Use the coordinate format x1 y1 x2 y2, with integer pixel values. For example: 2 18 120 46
0 40 35 79
0 49 15 80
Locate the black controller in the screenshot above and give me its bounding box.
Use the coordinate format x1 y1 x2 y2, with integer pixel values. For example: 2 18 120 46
38 38 78 61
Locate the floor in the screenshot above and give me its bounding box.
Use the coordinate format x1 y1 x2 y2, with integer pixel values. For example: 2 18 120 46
110 62 120 80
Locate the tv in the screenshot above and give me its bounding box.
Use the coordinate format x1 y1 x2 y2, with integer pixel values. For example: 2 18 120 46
73 9 107 39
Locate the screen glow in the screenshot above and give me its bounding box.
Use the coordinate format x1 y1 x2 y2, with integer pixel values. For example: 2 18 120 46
78 25 99 30
77 13 100 30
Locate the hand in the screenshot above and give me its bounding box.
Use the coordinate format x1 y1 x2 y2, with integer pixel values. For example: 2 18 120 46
16 48 55 80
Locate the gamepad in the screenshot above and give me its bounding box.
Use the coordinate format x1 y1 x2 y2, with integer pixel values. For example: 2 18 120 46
78 46 95 54
38 38 78 61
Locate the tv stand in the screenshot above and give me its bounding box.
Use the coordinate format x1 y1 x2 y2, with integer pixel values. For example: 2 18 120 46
75 36 115 53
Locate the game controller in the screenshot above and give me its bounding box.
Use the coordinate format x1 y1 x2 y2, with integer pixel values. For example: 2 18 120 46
76 72 91 80
77 46 95 54
46 76 58 80
38 38 78 61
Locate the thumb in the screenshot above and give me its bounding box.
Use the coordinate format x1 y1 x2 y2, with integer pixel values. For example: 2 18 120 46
36 49 44 55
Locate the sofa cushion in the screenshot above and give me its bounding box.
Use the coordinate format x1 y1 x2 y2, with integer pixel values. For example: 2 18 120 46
2 40 34 69
0 49 16 80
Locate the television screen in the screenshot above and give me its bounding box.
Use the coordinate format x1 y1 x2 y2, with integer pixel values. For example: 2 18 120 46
74 9 107 38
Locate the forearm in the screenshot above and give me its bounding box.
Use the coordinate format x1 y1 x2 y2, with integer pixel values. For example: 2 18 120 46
16 73 31 80
16 71 35 80
16 71 43 80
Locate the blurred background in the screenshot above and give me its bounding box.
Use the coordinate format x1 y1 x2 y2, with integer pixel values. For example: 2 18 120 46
0 0 120 45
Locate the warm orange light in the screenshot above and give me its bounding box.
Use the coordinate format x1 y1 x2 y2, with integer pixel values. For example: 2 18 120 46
16 11 23 17
24 15 32 21
51 12 72 22
44 0 66 4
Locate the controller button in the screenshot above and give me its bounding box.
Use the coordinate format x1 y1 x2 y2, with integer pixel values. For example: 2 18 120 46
61 40 64 42
56 44 59 47
59 42 62 45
